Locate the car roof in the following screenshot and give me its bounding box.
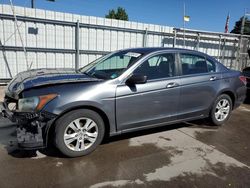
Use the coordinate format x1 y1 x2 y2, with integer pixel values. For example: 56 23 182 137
120 47 210 57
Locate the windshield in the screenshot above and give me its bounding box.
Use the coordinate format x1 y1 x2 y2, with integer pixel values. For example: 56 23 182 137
79 51 143 79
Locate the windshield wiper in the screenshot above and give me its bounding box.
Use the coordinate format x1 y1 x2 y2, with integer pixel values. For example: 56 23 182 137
83 72 95 77
83 72 102 80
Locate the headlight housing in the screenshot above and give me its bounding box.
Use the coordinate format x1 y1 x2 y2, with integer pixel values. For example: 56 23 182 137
18 94 57 112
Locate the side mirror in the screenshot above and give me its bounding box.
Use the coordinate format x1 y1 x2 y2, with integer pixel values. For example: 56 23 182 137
126 74 147 85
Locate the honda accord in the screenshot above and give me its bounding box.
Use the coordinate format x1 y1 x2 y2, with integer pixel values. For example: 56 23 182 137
0 48 247 157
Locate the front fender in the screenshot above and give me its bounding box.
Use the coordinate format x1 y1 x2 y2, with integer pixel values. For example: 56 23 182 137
49 100 108 115
43 98 117 139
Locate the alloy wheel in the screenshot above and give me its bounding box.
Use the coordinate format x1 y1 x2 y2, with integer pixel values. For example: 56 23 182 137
214 99 230 122
63 117 98 151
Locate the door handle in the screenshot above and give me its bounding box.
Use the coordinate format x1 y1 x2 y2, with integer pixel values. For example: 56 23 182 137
210 76 217 81
166 82 179 88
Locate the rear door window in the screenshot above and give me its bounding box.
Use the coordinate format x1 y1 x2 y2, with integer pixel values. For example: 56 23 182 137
180 54 216 75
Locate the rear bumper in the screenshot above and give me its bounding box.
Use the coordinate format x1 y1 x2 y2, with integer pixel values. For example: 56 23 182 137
1 101 57 149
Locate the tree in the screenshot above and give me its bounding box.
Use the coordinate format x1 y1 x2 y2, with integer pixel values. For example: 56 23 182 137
106 9 116 19
105 7 129 21
231 17 250 35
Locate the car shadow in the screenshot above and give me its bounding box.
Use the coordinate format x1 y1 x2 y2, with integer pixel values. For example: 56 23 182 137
4 118 218 159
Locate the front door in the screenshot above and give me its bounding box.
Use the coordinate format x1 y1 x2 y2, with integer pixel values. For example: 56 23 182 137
116 52 180 131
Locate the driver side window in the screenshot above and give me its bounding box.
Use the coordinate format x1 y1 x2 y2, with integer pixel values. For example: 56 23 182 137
133 53 176 80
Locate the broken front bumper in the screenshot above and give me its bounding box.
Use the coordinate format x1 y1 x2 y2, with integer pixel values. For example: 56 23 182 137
0 101 57 149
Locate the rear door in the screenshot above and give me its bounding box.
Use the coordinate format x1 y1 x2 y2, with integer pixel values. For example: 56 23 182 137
178 53 221 119
116 52 181 131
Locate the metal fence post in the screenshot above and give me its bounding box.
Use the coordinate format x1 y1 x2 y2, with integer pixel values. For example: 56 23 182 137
236 36 242 71
75 20 80 70
221 38 226 65
161 39 164 47
241 38 249 69
196 33 200 51
173 29 177 48
218 35 222 61
230 40 237 69
143 28 148 47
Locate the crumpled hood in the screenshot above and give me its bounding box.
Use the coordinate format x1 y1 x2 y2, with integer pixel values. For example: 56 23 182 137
6 68 101 99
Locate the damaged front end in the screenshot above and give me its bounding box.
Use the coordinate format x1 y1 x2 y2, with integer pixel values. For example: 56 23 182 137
0 96 57 149
0 68 101 150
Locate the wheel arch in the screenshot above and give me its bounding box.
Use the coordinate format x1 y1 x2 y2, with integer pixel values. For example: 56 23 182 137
209 90 235 126
45 105 111 147
218 90 235 109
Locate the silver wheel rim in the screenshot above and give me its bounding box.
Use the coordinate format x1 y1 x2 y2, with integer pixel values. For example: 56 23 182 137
215 99 230 122
63 117 98 151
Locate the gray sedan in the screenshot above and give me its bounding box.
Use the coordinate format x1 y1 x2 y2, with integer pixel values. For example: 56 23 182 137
0 48 247 157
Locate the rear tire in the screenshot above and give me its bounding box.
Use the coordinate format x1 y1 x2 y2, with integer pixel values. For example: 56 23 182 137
210 94 232 126
54 109 105 157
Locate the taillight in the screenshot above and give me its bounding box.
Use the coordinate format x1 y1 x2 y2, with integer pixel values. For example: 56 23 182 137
239 76 247 85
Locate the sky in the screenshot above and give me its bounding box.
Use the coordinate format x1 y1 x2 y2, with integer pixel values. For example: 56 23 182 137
1 0 250 32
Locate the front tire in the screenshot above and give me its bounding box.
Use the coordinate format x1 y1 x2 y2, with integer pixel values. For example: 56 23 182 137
54 109 105 157
210 94 232 126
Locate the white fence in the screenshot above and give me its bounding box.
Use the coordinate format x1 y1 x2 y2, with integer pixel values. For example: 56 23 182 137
0 4 249 79
163 29 250 70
